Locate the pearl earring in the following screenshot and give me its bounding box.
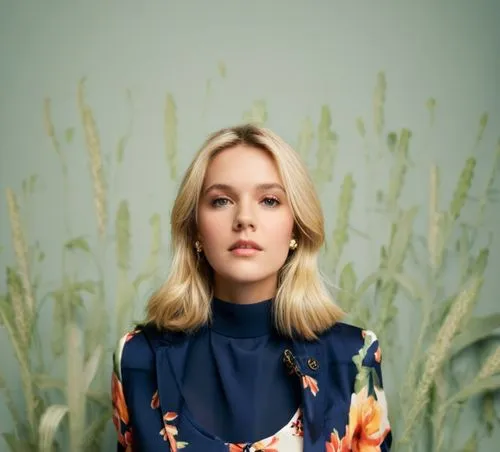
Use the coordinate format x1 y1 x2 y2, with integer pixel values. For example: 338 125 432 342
289 239 298 250
194 240 203 253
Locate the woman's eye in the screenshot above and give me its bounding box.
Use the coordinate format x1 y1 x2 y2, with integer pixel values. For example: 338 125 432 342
262 197 280 207
211 197 231 207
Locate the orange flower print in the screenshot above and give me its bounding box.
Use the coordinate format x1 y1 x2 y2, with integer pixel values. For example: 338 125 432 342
151 390 160 409
124 329 140 342
229 436 279 452
374 346 382 364
325 429 348 452
302 375 319 396
160 412 188 451
112 372 129 425
253 436 279 451
111 372 132 449
343 386 391 451
290 410 303 437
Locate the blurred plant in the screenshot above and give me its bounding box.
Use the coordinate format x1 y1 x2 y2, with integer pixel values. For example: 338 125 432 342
0 78 169 452
1 72 499 452
322 73 500 452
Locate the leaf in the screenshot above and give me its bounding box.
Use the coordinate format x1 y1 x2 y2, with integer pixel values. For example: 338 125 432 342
115 200 131 271
386 132 397 152
65 237 91 253
65 127 75 144
296 117 314 163
450 314 500 357
391 273 426 301
445 375 500 407
38 404 69 452
83 345 102 391
476 112 489 144
33 374 66 391
2 432 34 452
481 392 497 436
217 61 227 78
387 207 418 271
460 433 477 452
314 105 338 184
242 100 268 126
355 117 366 138
338 262 357 310
116 136 127 164
82 412 113 448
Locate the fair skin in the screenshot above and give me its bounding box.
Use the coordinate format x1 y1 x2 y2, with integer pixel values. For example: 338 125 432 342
197 144 295 304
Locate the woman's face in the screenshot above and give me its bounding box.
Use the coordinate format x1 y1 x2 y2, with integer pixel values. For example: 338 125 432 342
197 145 295 302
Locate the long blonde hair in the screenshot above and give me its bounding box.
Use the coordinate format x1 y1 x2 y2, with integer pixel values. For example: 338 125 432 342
146 124 343 340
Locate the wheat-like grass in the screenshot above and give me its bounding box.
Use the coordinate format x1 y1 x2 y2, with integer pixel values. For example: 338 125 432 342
478 140 500 222
296 117 314 164
373 71 386 136
6 188 34 338
315 106 338 184
164 93 178 180
475 112 489 147
478 345 500 380
428 165 439 269
77 79 107 239
330 173 355 271
242 100 268 126
387 129 410 211
6 267 30 348
449 157 476 220
398 276 482 445
43 98 62 158
115 200 131 271
39 405 69 452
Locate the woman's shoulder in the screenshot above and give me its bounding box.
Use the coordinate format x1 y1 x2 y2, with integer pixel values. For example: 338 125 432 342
316 321 382 367
113 327 155 374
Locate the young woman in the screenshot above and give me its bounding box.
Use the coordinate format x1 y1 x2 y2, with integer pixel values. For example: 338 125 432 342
112 124 392 451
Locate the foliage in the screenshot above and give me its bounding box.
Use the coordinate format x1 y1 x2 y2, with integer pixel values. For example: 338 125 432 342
1 72 499 451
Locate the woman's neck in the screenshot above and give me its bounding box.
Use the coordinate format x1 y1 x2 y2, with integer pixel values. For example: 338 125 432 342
213 276 277 305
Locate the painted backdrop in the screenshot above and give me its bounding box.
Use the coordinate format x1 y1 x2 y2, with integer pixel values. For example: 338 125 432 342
1 1 499 451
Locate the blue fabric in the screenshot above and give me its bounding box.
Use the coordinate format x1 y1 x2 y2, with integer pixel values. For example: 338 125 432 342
112 301 393 451
182 298 301 443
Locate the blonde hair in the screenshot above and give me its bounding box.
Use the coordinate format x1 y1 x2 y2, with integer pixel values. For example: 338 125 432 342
146 124 343 340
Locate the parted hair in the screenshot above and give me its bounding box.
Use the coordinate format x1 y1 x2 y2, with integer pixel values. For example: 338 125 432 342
145 123 343 340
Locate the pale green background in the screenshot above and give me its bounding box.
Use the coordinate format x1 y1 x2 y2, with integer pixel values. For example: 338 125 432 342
1 0 499 450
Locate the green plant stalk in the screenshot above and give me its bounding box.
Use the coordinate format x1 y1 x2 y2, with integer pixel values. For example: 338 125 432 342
398 276 483 446
6 188 35 338
330 173 355 273
449 157 476 221
67 324 85 452
242 100 268 126
387 129 410 214
296 117 314 164
477 140 500 225
44 97 71 236
164 93 178 180
0 300 37 442
314 105 338 186
78 78 108 240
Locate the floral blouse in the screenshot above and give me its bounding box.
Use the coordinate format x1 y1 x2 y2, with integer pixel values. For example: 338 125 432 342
112 301 392 451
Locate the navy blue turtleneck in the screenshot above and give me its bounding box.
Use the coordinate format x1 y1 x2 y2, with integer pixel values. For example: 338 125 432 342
182 297 301 444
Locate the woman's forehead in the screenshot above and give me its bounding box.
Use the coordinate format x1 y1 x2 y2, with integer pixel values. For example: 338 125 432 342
202 145 283 188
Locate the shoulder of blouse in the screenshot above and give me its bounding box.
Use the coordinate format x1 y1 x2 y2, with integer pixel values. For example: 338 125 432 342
315 321 382 367
113 328 155 376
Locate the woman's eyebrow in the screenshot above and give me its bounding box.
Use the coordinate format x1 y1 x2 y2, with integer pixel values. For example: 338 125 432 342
203 183 286 195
